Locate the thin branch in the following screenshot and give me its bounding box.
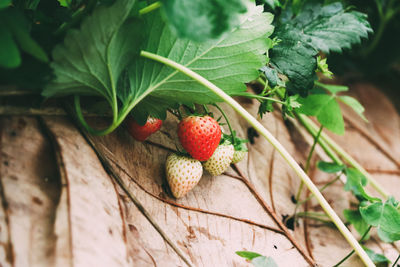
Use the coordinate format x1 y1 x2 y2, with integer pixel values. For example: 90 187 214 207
231 164 317 266
107 156 284 235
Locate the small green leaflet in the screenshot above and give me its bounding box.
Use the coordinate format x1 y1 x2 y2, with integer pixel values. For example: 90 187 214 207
129 5 274 123
161 0 247 42
297 93 344 134
236 251 278 267
317 161 345 173
360 197 400 242
337 95 368 122
363 247 390 265
296 82 367 134
344 168 380 202
316 82 368 122
344 209 370 239
270 1 372 95
236 251 263 260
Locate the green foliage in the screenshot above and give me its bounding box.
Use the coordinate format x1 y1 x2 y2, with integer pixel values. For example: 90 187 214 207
297 93 344 134
317 161 345 173
337 95 368 122
128 6 274 123
0 0 11 9
43 0 140 101
269 27 317 96
344 168 380 202
360 197 400 242
270 1 372 95
161 0 247 42
363 247 390 265
316 56 333 79
0 8 48 68
260 0 281 11
44 1 274 128
260 66 279 88
223 131 248 152
236 251 263 260
344 209 370 238
236 251 278 267
296 82 367 134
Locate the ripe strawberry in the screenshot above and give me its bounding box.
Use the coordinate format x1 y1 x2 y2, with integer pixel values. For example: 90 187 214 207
203 144 234 176
178 115 221 161
126 117 162 141
232 150 247 164
165 154 203 198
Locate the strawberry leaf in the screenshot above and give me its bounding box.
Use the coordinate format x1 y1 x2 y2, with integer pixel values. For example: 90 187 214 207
129 5 274 121
344 209 370 239
297 94 345 135
338 95 368 122
363 247 390 265
270 1 372 95
43 0 141 103
360 197 400 242
317 161 345 173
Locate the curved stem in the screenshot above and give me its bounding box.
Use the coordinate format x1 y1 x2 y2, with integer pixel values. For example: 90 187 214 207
74 95 119 135
139 1 161 15
214 103 235 144
140 50 374 267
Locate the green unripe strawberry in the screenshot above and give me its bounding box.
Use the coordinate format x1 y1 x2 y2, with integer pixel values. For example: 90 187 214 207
231 150 247 164
165 153 203 198
203 144 234 176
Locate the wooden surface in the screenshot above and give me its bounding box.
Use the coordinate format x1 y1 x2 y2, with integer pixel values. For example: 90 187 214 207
0 83 399 266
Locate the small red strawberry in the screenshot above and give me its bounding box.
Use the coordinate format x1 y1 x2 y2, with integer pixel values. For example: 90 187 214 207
178 115 221 161
203 144 234 176
126 117 162 141
165 153 203 198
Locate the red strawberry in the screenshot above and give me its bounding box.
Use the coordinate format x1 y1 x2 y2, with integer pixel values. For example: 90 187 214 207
178 115 221 161
126 117 162 141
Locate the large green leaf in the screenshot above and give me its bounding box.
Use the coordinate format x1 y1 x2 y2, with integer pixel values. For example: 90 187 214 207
161 0 247 42
270 1 372 95
127 5 274 123
285 2 372 54
43 0 140 103
269 26 317 96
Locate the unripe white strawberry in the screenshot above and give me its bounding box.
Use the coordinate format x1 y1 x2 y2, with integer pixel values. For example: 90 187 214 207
165 153 203 198
231 150 247 164
203 144 234 176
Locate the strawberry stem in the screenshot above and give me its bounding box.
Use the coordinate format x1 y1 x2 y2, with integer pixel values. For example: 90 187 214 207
213 103 235 145
140 50 374 267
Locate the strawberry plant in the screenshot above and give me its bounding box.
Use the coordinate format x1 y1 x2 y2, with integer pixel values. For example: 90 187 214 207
1 0 400 265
